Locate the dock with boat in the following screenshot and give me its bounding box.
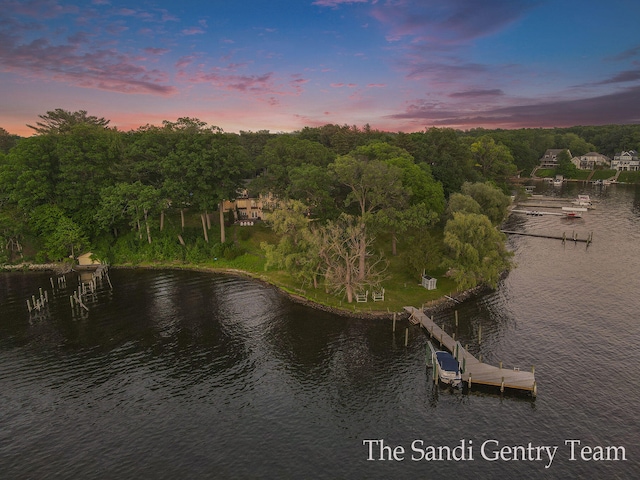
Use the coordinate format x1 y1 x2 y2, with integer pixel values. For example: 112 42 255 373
405 306 537 396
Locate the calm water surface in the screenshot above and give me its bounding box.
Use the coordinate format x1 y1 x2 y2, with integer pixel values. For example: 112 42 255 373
1 182 639 479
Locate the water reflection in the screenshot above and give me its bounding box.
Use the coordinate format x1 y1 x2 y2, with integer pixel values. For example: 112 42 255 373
1 183 640 478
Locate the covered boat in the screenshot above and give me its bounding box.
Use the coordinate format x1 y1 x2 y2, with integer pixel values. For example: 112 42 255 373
434 350 462 387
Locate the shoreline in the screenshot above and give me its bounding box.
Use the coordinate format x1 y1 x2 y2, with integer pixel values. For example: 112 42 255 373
1 261 493 320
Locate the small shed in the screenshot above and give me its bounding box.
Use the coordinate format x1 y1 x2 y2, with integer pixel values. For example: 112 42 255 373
77 252 101 270
421 274 437 290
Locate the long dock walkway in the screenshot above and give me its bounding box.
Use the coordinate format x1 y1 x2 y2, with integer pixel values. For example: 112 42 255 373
501 230 592 243
405 306 537 396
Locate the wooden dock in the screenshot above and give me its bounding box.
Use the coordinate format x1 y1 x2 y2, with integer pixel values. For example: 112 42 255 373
501 230 592 244
405 306 537 396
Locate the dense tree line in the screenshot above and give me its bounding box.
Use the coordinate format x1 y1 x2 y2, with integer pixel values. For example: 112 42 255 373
2 109 636 299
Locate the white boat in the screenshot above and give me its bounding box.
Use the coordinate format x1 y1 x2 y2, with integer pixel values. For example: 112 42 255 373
434 350 462 387
572 194 592 207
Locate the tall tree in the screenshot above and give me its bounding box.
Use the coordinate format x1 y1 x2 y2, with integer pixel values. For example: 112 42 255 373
460 182 511 226
0 127 20 153
27 108 110 135
0 135 58 212
54 124 122 232
555 149 578 178
161 120 248 243
262 199 322 288
96 182 161 244
410 128 477 196
316 214 386 303
442 212 513 290
469 135 517 183
331 152 403 279
254 135 335 197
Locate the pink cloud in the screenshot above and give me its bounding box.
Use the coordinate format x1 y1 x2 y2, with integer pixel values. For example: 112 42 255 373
144 47 169 55
181 27 205 36
3 0 79 19
0 34 177 95
183 68 275 93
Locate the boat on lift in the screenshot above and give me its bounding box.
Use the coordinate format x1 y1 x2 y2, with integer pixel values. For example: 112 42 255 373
431 347 462 387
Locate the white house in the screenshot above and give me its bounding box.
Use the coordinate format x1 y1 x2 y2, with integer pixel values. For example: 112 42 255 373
611 150 639 171
570 152 611 170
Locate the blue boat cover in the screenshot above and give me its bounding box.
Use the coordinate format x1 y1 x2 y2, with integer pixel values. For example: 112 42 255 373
436 351 459 372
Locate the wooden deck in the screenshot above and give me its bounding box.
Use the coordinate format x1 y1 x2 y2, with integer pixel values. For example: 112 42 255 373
405 306 537 396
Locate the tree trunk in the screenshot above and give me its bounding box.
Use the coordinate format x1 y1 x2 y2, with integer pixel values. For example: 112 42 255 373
201 213 209 243
160 210 165 231
392 230 397 256
205 211 211 230
346 262 354 303
219 202 226 244
144 209 152 244
358 233 366 281
180 209 185 231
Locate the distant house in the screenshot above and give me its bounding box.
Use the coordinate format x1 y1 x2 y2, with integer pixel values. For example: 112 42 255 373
539 149 572 169
570 152 611 170
611 150 639 171
222 186 279 225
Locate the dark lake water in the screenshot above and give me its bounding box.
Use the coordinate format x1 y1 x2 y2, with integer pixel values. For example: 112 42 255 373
1 182 639 479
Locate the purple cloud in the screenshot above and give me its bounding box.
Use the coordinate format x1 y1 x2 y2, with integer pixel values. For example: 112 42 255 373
593 69 640 85
391 85 640 128
606 45 640 62
449 89 504 98
181 27 205 36
2 0 79 19
0 33 177 95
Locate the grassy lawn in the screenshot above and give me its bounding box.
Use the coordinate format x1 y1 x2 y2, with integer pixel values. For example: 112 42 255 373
591 169 616 180
535 168 554 178
618 171 640 183
142 217 465 317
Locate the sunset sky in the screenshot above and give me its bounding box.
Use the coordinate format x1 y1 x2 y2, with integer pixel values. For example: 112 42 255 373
2 0 640 136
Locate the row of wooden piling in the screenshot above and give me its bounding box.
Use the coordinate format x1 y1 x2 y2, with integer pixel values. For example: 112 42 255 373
26 266 112 317
70 265 112 312
26 287 49 314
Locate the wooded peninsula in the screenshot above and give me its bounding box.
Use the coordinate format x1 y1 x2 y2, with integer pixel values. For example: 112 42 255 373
2 110 639 314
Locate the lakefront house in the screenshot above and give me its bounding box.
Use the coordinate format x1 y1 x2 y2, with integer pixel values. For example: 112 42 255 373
538 149 572 168
611 150 639 171
570 152 611 170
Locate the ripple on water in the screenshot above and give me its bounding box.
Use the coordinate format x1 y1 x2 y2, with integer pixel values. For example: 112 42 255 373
1 185 640 478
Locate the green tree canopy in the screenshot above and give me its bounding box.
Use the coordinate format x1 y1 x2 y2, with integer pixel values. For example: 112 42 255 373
27 108 110 135
446 192 483 218
470 135 517 183
460 182 511 226
442 211 513 290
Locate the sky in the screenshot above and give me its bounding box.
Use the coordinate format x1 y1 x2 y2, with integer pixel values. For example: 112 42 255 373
1 0 640 136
